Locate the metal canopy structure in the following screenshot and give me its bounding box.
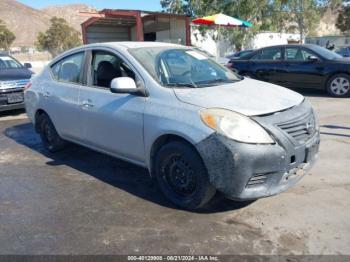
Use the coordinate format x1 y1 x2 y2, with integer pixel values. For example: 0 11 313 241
81 9 191 46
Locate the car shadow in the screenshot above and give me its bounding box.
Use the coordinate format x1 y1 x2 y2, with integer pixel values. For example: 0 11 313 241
320 124 350 138
4 122 255 214
321 124 350 131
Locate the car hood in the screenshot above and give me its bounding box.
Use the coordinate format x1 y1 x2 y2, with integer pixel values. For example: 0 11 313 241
0 68 33 81
173 78 304 116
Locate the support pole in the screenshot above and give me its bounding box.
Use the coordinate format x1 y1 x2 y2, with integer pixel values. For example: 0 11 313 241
136 12 144 41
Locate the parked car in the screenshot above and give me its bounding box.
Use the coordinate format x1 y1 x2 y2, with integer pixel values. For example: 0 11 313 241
336 47 350 57
226 49 254 60
0 53 33 112
227 44 350 97
25 42 320 210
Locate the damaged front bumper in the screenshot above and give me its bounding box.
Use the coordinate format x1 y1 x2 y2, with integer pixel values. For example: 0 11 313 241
196 100 320 200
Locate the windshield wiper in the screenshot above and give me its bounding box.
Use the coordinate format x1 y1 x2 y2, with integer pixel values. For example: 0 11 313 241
196 78 237 86
165 82 198 88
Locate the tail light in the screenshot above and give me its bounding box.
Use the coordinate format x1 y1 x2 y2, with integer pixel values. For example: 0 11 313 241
24 82 32 90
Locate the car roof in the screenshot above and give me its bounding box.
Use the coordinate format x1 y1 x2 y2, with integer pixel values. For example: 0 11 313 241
49 41 191 66
86 41 186 50
258 44 318 49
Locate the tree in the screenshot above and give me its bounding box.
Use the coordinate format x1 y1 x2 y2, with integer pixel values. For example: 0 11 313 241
36 17 81 57
336 1 350 35
161 0 275 50
161 0 329 48
281 0 329 43
161 0 190 15
0 19 16 51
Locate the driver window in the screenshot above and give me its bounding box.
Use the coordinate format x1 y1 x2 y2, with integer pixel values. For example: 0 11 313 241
91 51 138 89
285 47 316 61
301 49 317 60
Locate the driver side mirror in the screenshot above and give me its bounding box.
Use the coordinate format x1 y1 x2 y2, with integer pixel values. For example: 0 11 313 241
308 55 319 62
110 77 146 96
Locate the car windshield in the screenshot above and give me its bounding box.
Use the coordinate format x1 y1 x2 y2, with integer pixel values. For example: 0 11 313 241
0 56 23 69
309 45 343 60
129 47 241 88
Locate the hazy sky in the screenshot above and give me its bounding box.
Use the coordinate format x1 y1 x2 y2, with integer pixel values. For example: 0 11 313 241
17 0 162 11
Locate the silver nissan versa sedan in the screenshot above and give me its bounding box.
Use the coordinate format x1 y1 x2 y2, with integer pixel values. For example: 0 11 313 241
25 42 320 210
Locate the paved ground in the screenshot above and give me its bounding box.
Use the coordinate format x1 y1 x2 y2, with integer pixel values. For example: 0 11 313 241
0 89 349 255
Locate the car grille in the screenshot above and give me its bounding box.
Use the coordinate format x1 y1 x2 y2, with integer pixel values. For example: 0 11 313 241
0 79 29 91
277 112 316 144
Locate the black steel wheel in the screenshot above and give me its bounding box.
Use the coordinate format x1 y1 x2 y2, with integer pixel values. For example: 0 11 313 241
155 141 216 210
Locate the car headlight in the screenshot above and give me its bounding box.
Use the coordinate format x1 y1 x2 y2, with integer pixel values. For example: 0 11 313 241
200 108 274 144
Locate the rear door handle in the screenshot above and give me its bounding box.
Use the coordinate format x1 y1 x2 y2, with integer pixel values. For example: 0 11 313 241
81 99 94 108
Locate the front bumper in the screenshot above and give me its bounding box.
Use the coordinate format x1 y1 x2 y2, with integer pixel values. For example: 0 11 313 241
0 102 25 112
0 88 25 112
196 100 320 200
0 79 29 112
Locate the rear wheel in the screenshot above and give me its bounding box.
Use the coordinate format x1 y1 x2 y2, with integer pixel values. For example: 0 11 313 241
155 141 216 210
38 113 66 152
326 74 350 97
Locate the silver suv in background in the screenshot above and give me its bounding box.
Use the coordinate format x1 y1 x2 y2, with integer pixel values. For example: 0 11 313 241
0 53 33 112
25 42 320 210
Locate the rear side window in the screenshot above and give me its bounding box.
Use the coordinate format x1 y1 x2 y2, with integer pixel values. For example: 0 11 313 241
251 48 282 61
51 52 84 84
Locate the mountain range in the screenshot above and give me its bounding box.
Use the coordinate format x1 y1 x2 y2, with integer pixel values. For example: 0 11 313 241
0 0 96 46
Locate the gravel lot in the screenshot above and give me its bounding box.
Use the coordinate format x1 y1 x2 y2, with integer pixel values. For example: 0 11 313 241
0 89 349 255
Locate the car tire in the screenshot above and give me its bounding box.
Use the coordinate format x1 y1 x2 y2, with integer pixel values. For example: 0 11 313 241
155 141 216 210
326 74 350 97
38 113 66 152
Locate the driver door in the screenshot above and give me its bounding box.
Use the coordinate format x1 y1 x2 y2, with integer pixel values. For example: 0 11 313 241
78 49 146 163
282 47 325 88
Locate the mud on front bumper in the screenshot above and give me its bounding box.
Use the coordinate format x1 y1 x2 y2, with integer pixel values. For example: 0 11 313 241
195 100 320 200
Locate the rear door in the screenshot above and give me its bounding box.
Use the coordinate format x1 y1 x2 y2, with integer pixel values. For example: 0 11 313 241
78 49 146 163
43 51 86 140
282 46 325 88
248 47 284 84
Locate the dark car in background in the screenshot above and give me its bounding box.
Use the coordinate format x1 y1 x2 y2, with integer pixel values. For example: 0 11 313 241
0 53 33 112
227 44 350 97
226 49 254 60
336 47 350 58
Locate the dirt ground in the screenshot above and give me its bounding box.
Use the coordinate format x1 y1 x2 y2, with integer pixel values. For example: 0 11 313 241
0 89 349 255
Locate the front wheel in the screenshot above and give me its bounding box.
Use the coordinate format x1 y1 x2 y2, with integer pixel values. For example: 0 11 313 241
155 141 216 210
326 74 350 97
